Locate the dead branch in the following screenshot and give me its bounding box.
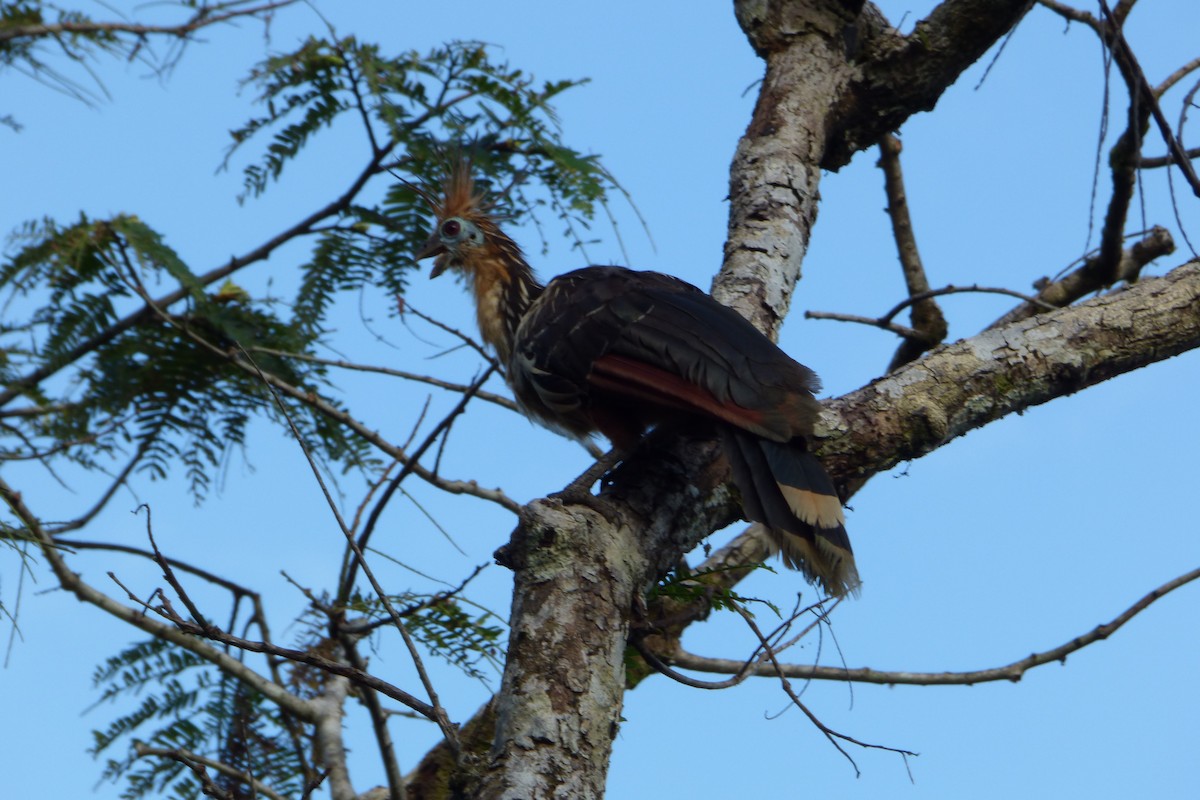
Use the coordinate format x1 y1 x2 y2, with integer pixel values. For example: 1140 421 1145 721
736 605 918 777
988 225 1174 328
669 564 1200 685
102 567 439 719
1140 147 1200 169
339 365 497 602
878 133 948 371
1099 1 1200 198
806 284 1055 340
0 1 298 45
57 536 257 599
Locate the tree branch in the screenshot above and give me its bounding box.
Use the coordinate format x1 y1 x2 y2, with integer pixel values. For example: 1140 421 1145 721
820 260 1200 479
987 225 1174 329
827 0 1036 169
0 1 299 45
670 564 1200 685
132 742 292 800
878 133 947 370
716 0 1032 338
0 476 319 723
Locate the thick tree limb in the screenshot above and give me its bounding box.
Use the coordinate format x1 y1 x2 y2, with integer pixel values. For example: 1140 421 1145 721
828 0 1036 168
716 0 1032 336
819 260 1200 479
467 500 648 799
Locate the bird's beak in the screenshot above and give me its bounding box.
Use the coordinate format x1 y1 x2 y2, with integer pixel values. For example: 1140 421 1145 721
415 234 447 277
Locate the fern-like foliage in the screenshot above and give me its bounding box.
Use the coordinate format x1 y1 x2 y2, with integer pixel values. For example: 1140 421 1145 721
92 638 310 800
339 588 506 681
0 214 369 502
2 28 615 800
226 37 618 338
3 36 614 505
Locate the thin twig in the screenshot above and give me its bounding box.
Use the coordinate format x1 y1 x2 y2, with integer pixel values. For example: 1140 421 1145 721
402 301 498 366
248 346 519 412
806 284 1054 338
1099 1 1200 198
736 606 918 777
1139 146 1200 169
241 348 463 755
132 742 289 800
56 537 257 598
670 565 1200 686
135 504 211 629
339 365 498 605
1 475 319 722
0 1 299 44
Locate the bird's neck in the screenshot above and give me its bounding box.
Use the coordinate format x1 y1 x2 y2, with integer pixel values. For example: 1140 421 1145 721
468 244 543 364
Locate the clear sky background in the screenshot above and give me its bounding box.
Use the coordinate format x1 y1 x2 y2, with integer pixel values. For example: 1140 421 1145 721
2 1 1199 798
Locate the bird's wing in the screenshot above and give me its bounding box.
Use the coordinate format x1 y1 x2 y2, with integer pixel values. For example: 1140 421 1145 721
512 266 822 442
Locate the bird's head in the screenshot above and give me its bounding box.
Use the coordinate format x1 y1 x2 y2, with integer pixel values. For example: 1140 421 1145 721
416 215 487 278
413 163 506 280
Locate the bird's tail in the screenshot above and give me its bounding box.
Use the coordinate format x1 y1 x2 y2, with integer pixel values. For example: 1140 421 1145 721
720 426 860 598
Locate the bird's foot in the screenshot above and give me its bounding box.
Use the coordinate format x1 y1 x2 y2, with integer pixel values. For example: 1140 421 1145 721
549 447 626 524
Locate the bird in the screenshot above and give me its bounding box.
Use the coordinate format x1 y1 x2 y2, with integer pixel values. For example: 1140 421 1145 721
414 164 859 597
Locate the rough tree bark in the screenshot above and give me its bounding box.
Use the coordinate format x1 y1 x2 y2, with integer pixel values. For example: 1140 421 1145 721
414 1 1198 797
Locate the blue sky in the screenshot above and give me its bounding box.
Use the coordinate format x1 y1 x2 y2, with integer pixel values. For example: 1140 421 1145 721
2 1 1199 798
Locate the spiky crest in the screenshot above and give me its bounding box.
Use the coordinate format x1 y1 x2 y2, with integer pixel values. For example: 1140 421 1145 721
418 161 543 363
437 160 493 222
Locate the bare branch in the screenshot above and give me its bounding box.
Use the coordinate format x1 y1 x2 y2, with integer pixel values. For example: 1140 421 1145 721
248 346 520 412
105 571 440 719
339 365 499 603
1036 0 1100 30
1099 1 1200 199
988 226 1174 328
670 565 1200 685
1155 55 1200 97
877 134 947 371
241 349 463 756
1140 146 1200 169
0 475 318 723
56 536 257 599
132 742 291 800
806 284 1055 339
736 606 917 776
0 1 299 45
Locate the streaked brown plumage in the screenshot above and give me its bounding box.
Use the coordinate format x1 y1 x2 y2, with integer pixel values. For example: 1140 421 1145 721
415 165 859 597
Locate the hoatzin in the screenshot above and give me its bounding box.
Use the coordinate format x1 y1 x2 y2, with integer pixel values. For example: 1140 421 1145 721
415 167 859 597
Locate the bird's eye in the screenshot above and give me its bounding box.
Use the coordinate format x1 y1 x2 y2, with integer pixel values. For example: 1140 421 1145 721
441 219 461 238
